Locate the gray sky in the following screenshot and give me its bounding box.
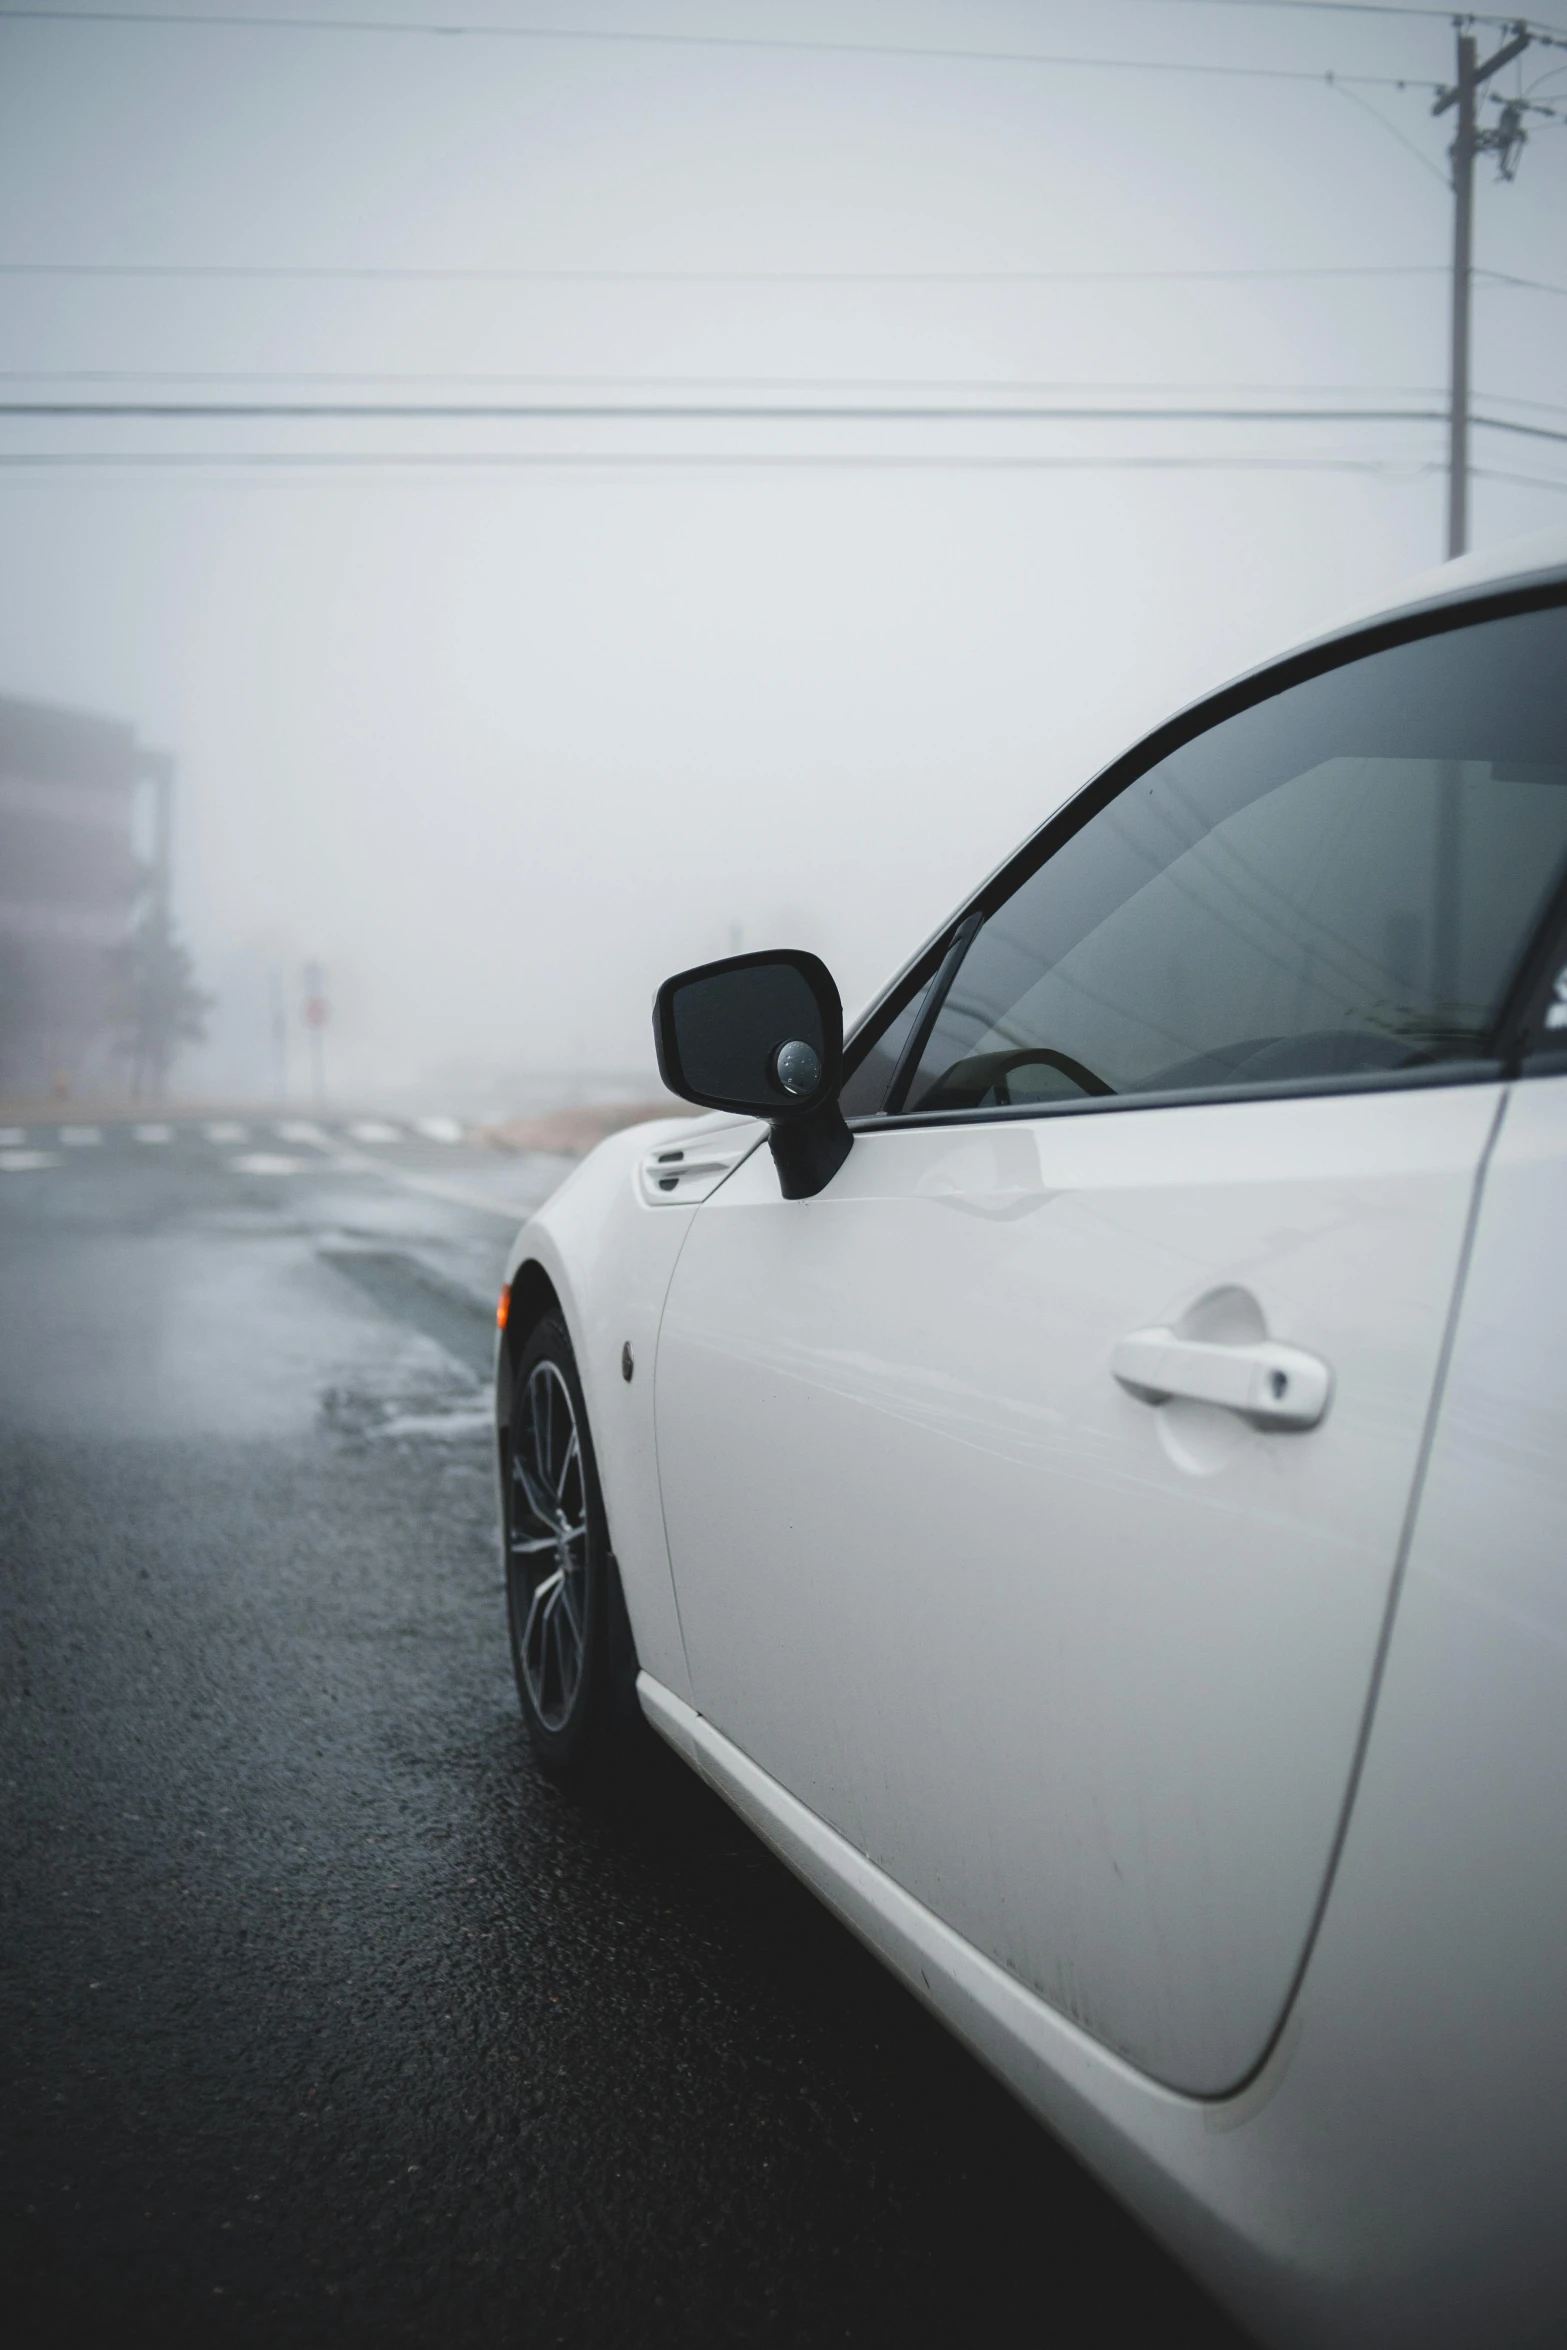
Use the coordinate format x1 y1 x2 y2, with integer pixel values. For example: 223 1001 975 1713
1 0 1564 1105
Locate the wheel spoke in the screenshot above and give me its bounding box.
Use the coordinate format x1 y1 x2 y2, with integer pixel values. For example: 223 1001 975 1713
522 1565 563 1647
509 1529 558 1556
525 1369 540 1470
554 1424 579 1503
538 1370 555 1488
510 1451 557 1533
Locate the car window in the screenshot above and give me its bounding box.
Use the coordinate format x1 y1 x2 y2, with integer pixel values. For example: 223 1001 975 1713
902 603 1567 1116
837 972 934 1119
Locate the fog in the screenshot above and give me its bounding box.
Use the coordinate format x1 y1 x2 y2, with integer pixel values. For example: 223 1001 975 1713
1 0 1564 1109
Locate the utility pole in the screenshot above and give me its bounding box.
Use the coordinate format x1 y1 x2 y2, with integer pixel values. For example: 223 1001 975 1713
1433 20 1530 558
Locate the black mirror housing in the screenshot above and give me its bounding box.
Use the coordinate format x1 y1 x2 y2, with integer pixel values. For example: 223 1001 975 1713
651 948 853 1199
654 948 842 1117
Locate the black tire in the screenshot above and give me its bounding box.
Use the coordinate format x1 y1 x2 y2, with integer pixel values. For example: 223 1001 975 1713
503 1311 637 1782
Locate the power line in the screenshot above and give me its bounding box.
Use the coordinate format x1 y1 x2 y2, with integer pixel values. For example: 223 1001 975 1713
1124 1 1567 43
1125 3 1482 16
1475 465 1567 493
1324 70 1454 182
0 259 1467 284
3 258 1560 299
1483 270 1567 296
0 451 1461 474
0 367 1504 395
2 399 1562 440
0 9 1448 85
7 370 1566 423
7 0 1562 25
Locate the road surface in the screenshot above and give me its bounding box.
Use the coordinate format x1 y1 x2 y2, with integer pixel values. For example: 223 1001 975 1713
0 1115 1251 2347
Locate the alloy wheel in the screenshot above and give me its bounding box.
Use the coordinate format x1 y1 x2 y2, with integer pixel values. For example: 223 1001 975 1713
508 1358 588 1731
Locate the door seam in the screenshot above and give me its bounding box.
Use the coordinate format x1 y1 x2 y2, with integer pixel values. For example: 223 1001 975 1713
1214 1080 1513 2105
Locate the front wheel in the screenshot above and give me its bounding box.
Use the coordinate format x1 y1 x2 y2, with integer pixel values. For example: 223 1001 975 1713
503 1312 635 1781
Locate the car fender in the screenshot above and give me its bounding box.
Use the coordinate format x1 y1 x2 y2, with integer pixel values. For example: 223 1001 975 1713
497 1112 765 1704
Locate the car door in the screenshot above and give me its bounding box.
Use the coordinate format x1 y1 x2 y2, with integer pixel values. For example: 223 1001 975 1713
654 596 1567 2098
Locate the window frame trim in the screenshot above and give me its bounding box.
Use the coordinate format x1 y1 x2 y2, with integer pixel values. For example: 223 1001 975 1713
852 1056 1506 1136
841 570 1567 1131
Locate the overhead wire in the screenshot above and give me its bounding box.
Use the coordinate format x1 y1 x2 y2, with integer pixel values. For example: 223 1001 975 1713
0 451 1459 473
0 259 1470 284
1475 465 1567 492
0 399 1561 442
5 368 1556 400
0 7 1558 496
0 262 1559 300
1120 3 1556 23
0 8 1446 88
1323 71 1454 181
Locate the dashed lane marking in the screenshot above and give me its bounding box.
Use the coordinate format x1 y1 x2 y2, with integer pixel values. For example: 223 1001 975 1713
0 1116 526 1219
229 1153 309 1177
59 1125 102 1145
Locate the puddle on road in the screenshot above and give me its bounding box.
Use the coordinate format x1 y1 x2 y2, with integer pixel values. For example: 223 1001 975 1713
321 1363 492 1453
317 1247 496 1453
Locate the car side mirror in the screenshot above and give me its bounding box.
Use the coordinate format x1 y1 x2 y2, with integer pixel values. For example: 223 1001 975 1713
652 948 853 1200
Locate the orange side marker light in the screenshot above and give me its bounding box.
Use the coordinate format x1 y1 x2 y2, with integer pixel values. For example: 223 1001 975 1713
496 1282 511 1332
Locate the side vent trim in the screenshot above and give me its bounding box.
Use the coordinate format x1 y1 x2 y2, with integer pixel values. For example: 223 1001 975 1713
638 1134 756 1206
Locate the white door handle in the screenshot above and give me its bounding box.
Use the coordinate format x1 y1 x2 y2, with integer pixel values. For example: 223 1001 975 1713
1112 1327 1332 1430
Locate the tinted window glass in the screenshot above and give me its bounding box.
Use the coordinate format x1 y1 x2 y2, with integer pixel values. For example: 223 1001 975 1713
904 605 1567 1115
837 977 931 1118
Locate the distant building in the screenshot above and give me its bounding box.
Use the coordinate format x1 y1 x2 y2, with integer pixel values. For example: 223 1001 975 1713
0 693 171 1097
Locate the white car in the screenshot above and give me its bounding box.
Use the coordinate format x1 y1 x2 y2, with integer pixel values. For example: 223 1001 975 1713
495 526 1567 2349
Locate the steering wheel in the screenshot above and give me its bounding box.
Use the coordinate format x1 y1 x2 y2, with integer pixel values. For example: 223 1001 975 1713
986 1047 1114 1104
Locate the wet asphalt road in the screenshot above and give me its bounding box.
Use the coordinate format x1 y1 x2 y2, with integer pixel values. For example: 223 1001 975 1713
0 1119 1252 2349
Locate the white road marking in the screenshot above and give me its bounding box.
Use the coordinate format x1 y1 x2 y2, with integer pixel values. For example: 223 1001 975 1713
230 1152 308 1176
413 1116 463 1144
59 1125 102 1145
347 1120 400 1144
203 1121 248 1144
0 1127 27 1146
373 1402 495 1440
0 1148 60 1171
275 1120 330 1147
134 1124 173 1144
